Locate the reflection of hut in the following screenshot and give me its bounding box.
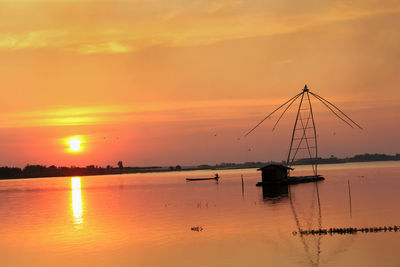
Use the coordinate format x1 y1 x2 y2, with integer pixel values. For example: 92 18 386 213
257 164 293 185
262 184 289 201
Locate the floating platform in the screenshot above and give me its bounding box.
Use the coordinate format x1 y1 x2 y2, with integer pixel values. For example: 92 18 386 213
256 175 324 186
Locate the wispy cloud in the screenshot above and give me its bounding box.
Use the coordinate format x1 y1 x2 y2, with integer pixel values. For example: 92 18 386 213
0 1 398 54
78 42 132 54
0 99 280 128
0 106 128 128
0 94 384 129
0 30 67 50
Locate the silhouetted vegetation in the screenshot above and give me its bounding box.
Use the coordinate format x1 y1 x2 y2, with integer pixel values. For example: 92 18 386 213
0 164 164 179
0 167 22 178
291 153 400 165
118 161 124 170
194 153 400 170
1 153 399 179
168 165 182 171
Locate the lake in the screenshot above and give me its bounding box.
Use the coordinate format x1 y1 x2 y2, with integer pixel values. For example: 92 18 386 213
1 161 400 266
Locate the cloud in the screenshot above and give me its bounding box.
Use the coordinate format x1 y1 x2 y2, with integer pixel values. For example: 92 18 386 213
0 30 67 50
0 30 133 54
0 99 277 128
0 94 387 129
0 106 128 128
0 1 399 54
78 42 132 54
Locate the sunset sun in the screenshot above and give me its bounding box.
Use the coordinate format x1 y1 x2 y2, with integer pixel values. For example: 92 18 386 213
65 136 85 153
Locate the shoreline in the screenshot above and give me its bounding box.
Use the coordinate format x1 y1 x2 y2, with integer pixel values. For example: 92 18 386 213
1 158 399 181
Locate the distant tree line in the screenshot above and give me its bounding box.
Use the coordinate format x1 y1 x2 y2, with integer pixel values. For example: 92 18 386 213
291 153 400 165
168 165 182 171
0 162 165 179
1 153 400 179
194 153 400 170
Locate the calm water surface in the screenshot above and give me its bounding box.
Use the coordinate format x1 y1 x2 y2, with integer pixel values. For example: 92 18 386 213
1 161 400 266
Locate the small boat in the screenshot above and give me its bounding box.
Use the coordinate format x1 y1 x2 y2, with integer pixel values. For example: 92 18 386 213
186 174 219 181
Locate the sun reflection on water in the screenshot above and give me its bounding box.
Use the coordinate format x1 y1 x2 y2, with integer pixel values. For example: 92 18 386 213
71 177 83 225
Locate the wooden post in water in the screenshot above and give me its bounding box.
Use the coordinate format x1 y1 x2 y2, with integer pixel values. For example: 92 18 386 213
348 179 352 218
241 175 244 197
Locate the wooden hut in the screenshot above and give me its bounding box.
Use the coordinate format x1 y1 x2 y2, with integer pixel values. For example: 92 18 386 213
257 164 293 185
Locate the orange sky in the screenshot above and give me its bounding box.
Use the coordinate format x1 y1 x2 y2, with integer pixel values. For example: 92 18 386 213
1 0 400 167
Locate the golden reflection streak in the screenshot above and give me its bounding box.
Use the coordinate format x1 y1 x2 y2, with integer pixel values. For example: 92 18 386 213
71 177 83 225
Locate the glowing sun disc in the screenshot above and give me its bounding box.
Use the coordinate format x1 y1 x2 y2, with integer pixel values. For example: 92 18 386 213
65 136 85 153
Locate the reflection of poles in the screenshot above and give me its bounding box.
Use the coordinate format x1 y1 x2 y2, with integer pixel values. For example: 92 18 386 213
241 175 244 197
289 187 314 266
315 181 322 266
348 180 352 218
289 183 323 267
315 182 322 229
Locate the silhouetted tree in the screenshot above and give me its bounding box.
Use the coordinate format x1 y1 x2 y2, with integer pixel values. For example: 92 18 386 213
22 165 47 177
175 165 182 171
118 161 124 170
0 167 22 178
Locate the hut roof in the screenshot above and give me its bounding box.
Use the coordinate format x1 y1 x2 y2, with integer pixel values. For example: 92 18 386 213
257 164 294 171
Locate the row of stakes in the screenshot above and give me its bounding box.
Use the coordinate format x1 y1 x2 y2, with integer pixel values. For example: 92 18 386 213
293 225 400 236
